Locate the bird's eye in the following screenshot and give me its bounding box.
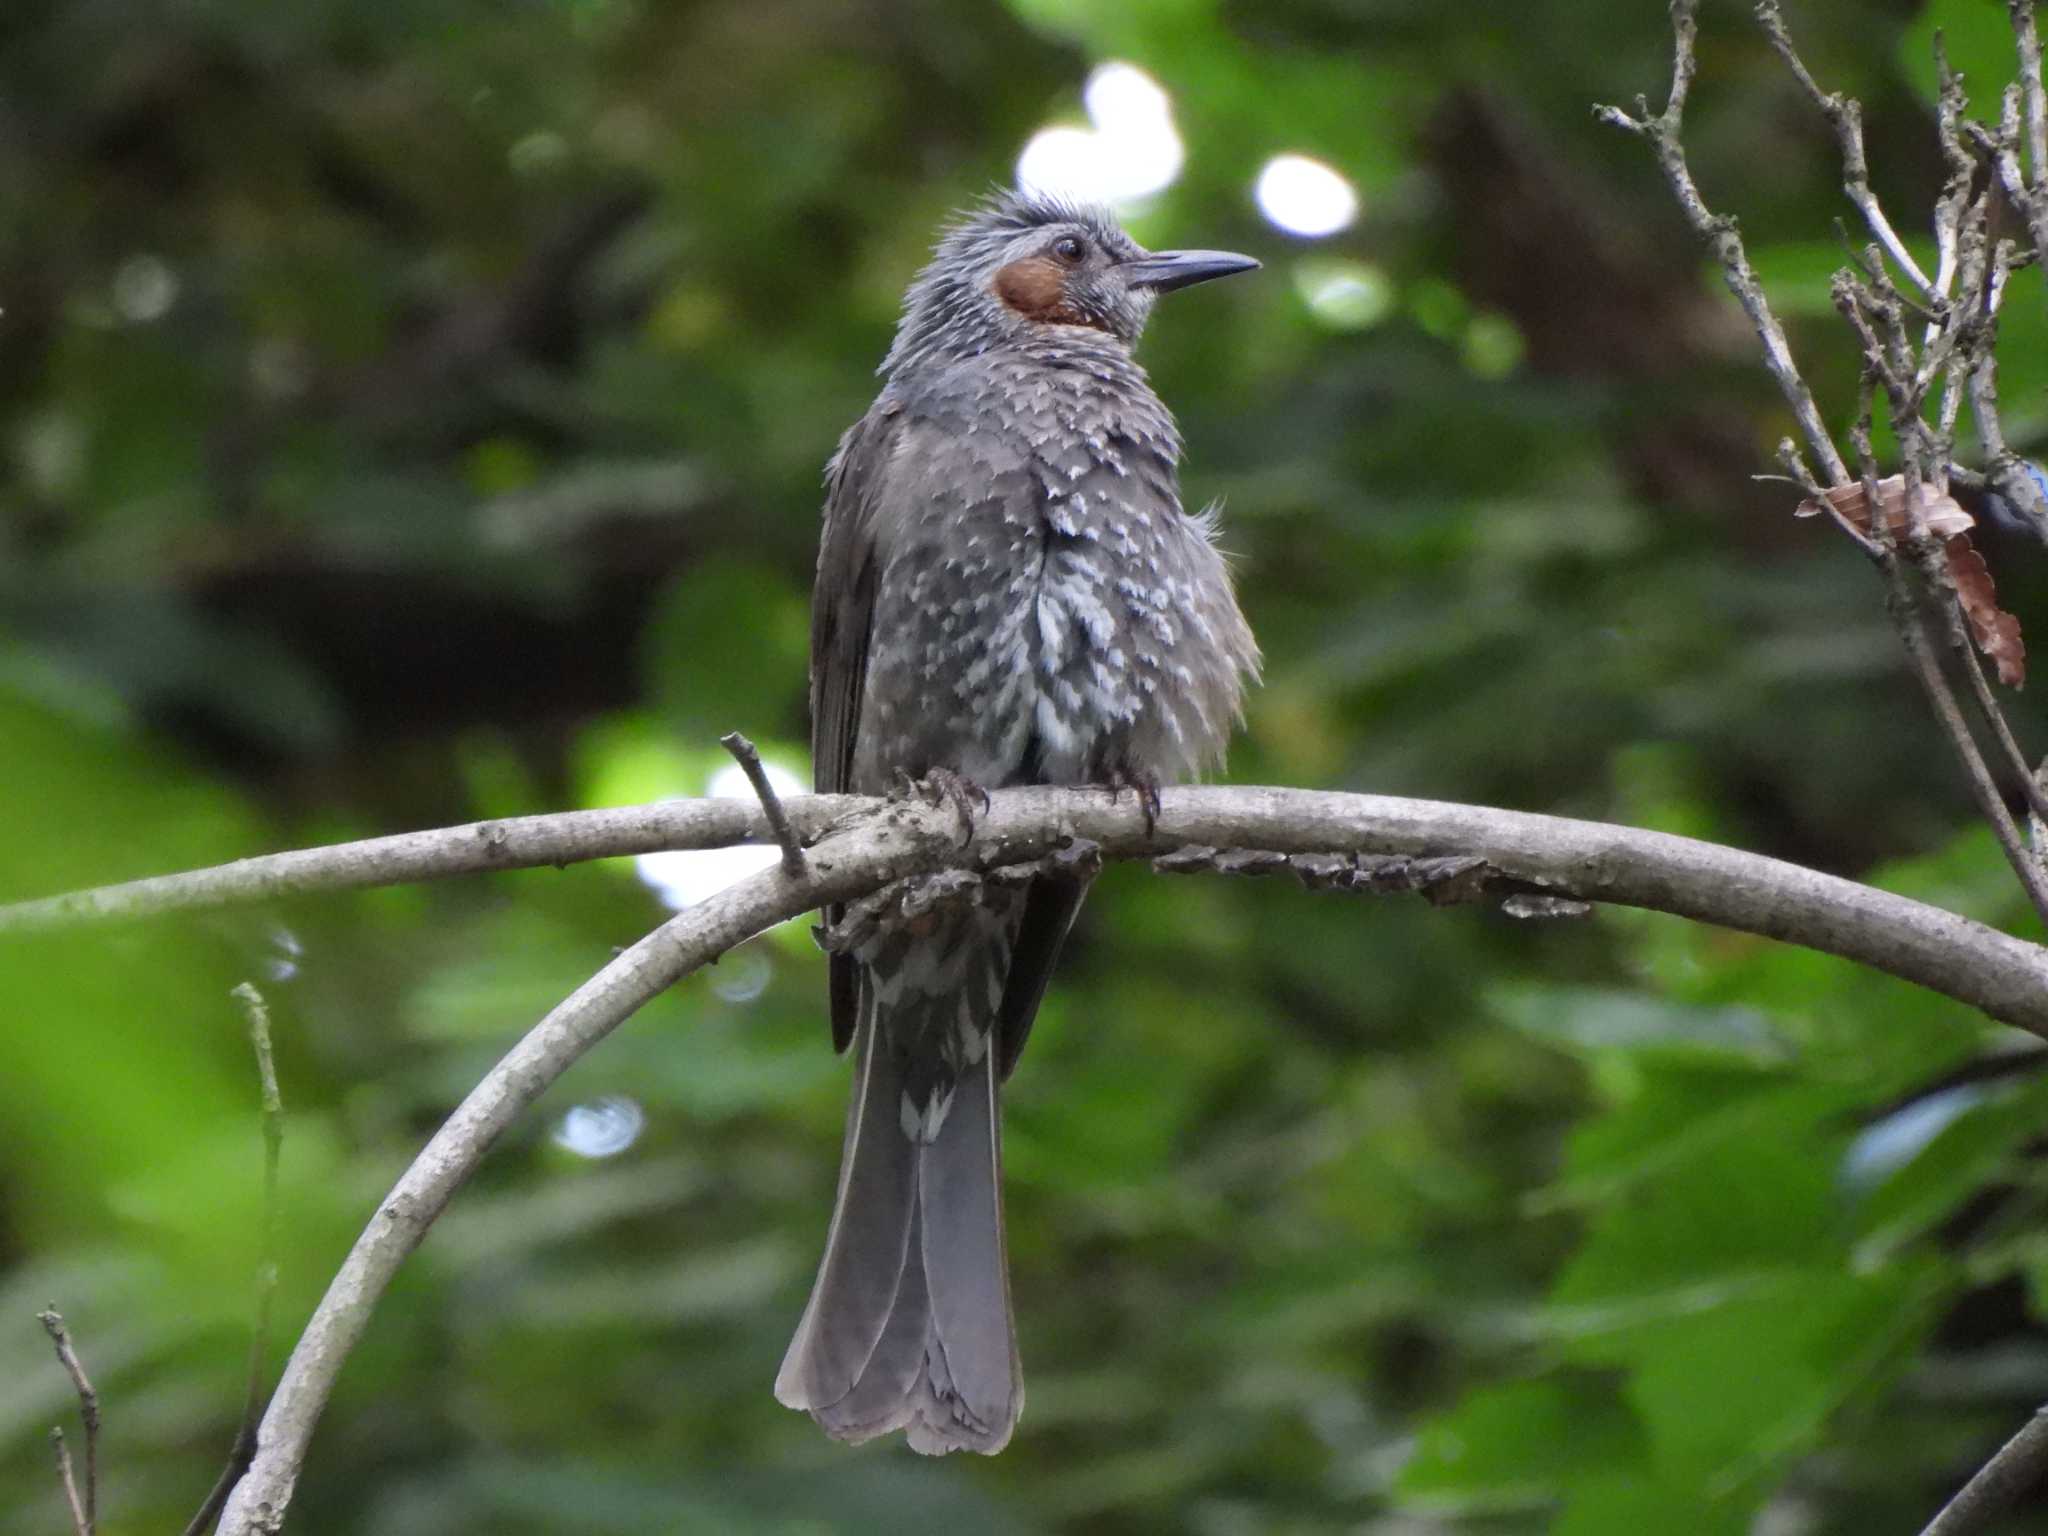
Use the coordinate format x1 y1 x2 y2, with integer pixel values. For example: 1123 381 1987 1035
1051 235 1086 264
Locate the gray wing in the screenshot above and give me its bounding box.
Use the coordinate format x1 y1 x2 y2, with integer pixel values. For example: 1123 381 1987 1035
813 398 905 1053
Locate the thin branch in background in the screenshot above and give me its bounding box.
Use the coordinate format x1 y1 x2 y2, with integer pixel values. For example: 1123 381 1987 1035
1917 1402 2048 1535
1932 79 1986 456
1610 0 2048 925
36 1308 97 1535
1975 55 2048 318
1955 613 2048 827
718 731 807 877
48 1429 87 1536
1593 0 1847 481
1755 0 1934 295
1778 437 1881 554
183 983 287 1536
2013 0 2048 190
1883 558 2048 922
1929 35 1978 364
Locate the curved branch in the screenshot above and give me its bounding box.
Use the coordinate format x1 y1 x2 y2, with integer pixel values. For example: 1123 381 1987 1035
0 796 864 934
6 786 2048 1036
211 792 979 1533
1918 1403 2048 1535
134 783 2037 1529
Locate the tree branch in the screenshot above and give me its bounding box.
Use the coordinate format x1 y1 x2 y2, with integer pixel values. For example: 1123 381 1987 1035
169 781 2039 1530
5 787 2047 1035
0 795 847 935
1594 0 1848 482
1755 0 1935 296
37 1308 98 1536
1605 0 2048 927
183 984 287 1536
718 731 806 877
1917 1403 2048 1535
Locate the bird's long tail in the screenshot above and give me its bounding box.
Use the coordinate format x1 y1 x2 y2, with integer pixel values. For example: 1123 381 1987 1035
774 953 1021 1454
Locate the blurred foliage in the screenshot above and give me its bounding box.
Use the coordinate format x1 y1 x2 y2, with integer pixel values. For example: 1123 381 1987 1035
5 0 2048 1531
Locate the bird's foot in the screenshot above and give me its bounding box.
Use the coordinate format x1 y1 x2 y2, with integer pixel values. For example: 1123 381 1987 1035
1102 767 1163 837
897 767 989 846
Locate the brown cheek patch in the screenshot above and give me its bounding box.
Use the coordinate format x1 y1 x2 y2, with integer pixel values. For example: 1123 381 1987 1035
992 257 1097 328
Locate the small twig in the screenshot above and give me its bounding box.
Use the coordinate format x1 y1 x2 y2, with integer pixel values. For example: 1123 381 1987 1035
1756 0 1936 295
49 1429 88 1536
2013 1 2048 190
1978 81 2048 284
1928 33 1978 329
1617 3 2048 922
1963 234 2048 542
1886 559 2048 925
1595 0 1847 482
1933 192 1990 453
1917 1402 2048 1534
718 732 806 878
1958 632 2048 827
1779 438 1882 554
183 984 288 1536
2034 755 2048 865
37 1309 97 1535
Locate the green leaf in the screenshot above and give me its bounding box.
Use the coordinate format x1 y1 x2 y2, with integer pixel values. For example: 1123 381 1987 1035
1492 984 1783 1061
1849 1075 2048 1254
1399 1374 1644 1508
1555 1473 1753 1536
1616 1265 1938 1486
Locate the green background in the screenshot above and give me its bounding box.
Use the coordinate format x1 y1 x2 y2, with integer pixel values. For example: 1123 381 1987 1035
4 0 2048 1530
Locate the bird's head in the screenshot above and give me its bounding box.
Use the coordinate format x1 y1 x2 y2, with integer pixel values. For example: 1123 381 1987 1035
883 189 1259 375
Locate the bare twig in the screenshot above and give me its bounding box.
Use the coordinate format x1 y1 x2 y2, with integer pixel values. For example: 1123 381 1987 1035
718 731 806 878
1594 0 1847 481
1779 438 1882 555
1885 559 2048 922
2013 0 2048 189
1955 622 2048 827
37 1309 97 1535
184 984 287 1536
49 1429 88 1536
1755 0 1935 295
1976 82 2048 295
1612 1 2048 925
1917 1402 2048 1535
1963 235 2048 542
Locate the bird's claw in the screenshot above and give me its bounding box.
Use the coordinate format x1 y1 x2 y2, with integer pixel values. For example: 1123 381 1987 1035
914 767 988 846
1103 768 1162 837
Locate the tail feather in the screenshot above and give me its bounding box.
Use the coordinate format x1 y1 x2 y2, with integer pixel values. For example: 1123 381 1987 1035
777 981 1021 1454
917 1041 1017 1437
813 1202 933 1440
775 1009 917 1412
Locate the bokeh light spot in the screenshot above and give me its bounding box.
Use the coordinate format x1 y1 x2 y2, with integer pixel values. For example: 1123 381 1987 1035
1254 155 1358 238
1016 61 1184 207
1293 258 1392 330
553 1095 645 1159
112 255 179 323
1462 312 1526 380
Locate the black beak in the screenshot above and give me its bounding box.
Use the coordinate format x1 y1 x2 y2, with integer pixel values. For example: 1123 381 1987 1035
1121 249 1261 293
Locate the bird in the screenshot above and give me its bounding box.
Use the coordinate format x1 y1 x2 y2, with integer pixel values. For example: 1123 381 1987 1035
776 188 1261 1455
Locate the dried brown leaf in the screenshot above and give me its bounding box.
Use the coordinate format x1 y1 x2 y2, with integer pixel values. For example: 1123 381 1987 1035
1796 475 1975 537
1946 533 2027 689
